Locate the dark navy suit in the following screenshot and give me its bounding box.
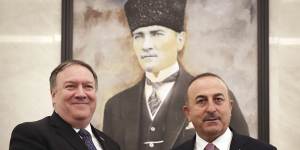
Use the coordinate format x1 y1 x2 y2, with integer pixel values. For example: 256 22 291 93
10 112 120 150
172 129 276 150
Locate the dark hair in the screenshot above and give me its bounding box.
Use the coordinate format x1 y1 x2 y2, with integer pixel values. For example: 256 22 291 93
49 60 98 92
189 72 228 87
187 72 231 102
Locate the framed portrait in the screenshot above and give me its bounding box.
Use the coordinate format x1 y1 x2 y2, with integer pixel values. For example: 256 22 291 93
62 0 269 143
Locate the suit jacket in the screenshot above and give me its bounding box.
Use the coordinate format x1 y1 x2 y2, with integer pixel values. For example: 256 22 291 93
103 68 249 150
9 112 120 150
172 130 277 150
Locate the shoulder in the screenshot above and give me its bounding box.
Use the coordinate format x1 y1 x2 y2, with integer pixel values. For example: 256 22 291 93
105 79 144 107
232 133 277 150
172 136 195 150
12 116 51 134
175 67 193 89
178 67 193 80
10 116 52 149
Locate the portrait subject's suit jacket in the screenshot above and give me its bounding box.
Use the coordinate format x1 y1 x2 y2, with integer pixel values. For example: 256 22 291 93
9 112 120 150
103 68 248 150
104 68 194 150
172 130 277 150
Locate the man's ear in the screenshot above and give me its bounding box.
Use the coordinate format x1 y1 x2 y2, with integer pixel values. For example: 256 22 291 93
176 31 186 52
229 99 234 110
51 89 56 98
50 90 56 107
183 105 191 122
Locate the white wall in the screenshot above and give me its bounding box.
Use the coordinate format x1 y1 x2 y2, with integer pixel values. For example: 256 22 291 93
0 0 61 149
269 0 300 149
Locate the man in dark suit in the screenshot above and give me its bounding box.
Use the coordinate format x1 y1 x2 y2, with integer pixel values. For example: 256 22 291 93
9 60 119 150
173 73 276 150
103 0 248 149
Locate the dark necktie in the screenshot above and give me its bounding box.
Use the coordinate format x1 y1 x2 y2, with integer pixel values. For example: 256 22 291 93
78 129 97 150
146 72 179 115
204 143 218 150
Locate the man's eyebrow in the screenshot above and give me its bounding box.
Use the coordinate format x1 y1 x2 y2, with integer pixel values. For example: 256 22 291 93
150 29 164 34
133 31 143 35
64 81 94 84
213 93 225 97
195 95 206 99
64 81 76 84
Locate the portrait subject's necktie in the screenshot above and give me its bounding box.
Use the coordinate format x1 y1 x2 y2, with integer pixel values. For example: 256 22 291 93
146 72 178 115
78 129 97 150
204 143 218 150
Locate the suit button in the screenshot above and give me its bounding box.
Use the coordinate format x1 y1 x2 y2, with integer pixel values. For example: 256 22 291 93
149 143 154 148
150 127 155 132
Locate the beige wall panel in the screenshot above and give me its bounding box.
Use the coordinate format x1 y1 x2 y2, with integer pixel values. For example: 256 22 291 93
0 0 61 149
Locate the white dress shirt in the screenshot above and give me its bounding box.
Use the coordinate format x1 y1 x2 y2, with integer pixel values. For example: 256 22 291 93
194 128 233 150
74 124 103 150
145 62 179 120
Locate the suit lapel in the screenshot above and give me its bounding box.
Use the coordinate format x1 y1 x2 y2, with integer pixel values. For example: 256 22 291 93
91 125 108 150
230 130 247 150
163 69 193 149
50 112 88 150
181 136 196 150
124 79 145 150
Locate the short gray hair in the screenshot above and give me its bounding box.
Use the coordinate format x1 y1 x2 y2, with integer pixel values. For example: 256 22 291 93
49 60 98 92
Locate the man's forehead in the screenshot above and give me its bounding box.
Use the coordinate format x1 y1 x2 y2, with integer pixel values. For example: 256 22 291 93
133 25 174 34
63 80 95 84
189 76 228 92
56 65 94 80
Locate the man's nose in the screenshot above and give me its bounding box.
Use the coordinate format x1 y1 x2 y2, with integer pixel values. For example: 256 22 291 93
142 36 153 51
75 86 87 100
206 100 217 112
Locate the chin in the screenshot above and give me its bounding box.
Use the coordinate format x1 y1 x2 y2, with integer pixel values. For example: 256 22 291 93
203 124 223 133
144 67 153 72
143 62 160 72
72 111 91 120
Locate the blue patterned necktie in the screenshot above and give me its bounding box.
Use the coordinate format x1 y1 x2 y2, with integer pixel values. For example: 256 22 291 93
146 72 179 115
78 129 97 150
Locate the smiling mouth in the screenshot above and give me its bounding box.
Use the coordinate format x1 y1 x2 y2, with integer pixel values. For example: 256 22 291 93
72 102 88 105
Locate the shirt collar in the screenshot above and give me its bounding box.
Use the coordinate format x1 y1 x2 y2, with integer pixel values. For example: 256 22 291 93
195 128 233 150
145 62 179 82
73 124 92 134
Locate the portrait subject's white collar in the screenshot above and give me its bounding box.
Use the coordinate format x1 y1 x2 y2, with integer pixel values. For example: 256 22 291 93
145 62 179 82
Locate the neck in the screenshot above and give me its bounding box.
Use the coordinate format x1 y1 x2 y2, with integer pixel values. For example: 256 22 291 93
146 62 179 82
55 111 91 129
70 120 90 129
199 129 227 143
204 135 218 143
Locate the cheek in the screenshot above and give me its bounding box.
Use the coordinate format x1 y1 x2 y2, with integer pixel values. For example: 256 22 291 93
54 91 71 102
133 40 142 52
157 39 178 57
190 108 205 120
62 91 75 99
220 108 232 122
53 92 72 110
157 37 176 50
87 92 97 101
